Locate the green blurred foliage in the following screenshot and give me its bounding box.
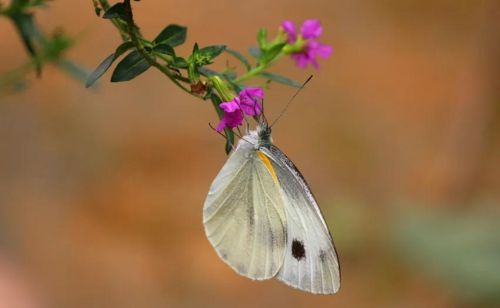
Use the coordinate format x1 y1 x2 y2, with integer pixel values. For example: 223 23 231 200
394 205 500 305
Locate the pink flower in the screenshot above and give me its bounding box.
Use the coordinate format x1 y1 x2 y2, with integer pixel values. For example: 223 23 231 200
291 41 332 69
216 98 244 132
216 87 264 132
282 21 297 42
238 87 263 116
282 19 332 69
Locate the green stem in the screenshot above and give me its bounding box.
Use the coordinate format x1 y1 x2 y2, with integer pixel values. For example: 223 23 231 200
234 53 284 83
97 0 129 41
122 0 198 97
234 65 265 83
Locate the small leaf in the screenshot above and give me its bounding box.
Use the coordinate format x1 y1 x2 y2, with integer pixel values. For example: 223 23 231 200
225 48 251 71
192 42 199 53
9 12 40 73
199 45 226 60
199 68 236 81
153 44 175 56
257 28 268 49
154 24 187 47
248 47 261 59
86 41 134 87
102 2 128 21
259 71 302 88
115 41 135 56
189 44 226 68
259 43 285 65
86 54 114 87
92 0 102 16
172 57 188 68
198 67 219 77
111 50 151 82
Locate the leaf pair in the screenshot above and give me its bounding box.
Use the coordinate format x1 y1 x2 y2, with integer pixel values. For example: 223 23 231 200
86 2 189 87
188 44 226 82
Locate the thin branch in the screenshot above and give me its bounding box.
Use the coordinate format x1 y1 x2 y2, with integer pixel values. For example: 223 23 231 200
121 0 198 97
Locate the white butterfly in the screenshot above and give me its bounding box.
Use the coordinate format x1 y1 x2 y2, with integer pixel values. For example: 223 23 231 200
203 123 340 294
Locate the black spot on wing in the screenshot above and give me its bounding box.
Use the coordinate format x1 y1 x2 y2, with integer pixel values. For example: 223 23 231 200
291 239 306 261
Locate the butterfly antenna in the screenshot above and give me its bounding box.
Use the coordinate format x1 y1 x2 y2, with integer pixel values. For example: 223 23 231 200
208 123 253 146
269 75 313 128
208 122 230 140
261 99 269 126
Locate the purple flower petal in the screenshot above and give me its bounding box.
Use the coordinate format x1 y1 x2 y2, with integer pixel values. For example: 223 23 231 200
224 109 244 128
216 97 245 132
215 118 227 132
220 98 240 112
241 87 264 99
282 20 297 43
289 40 332 69
239 87 264 116
308 41 332 59
216 109 244 132
240 100 262 116
291 53 309 68
300 19 323 39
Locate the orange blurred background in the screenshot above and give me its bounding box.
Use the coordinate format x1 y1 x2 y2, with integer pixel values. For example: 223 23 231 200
0 1 499 307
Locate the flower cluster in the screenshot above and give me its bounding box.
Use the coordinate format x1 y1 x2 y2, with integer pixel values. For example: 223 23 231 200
86 0 333 153
211 19 332 135
216 87 264 132
282 19 332 69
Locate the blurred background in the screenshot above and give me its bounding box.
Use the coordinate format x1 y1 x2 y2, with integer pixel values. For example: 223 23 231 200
0 0 499 307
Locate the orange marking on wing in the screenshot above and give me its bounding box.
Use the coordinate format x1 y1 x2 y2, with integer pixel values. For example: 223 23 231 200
257 151 279 184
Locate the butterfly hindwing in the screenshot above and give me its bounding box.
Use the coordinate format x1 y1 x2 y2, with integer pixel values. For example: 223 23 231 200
261 145 341 294
203 140 287 280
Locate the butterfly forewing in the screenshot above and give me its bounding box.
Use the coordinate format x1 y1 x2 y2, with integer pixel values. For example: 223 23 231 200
261 145 341 294
203 140 287 280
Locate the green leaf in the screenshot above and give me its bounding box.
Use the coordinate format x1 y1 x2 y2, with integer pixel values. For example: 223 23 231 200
9 12 40 73
192 42 199 53
189 44 226 68
248 47 261 59
154 24 187 47
111 50 151 82
42 33 74 61
257 28 268 49
199 68 236 81
115 41 135 56
173 57 188 68
153 44 175 56
225 48 251 71
198 67 218 77
86 54 114 87
102 2 128 21
259 71 302 88
86 41 134 87
199 45 226 60
259 43 285 65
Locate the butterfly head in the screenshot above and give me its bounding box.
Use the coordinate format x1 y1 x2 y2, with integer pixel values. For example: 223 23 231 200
256 123 272 149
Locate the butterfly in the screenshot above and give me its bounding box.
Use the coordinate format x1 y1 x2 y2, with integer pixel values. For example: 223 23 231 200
203 114 340 294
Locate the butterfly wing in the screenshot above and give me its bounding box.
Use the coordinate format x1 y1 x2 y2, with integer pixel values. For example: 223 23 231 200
203 141 287 280
261 145 341 294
